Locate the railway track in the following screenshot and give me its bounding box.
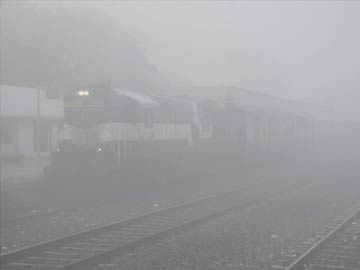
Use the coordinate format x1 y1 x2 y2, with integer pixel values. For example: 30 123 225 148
287 203 360 270
0 175 316 270
1 208 81 227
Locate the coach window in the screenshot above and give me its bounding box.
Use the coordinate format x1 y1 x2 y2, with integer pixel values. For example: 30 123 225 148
1 119 15 145
34 121 51 152
144 110 153 128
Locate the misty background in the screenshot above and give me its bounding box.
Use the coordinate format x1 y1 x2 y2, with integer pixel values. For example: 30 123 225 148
1 2 360 269
1 1 359 111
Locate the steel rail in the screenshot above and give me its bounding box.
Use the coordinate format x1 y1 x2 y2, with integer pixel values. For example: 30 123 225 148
286 203 360 270
0 176 313 270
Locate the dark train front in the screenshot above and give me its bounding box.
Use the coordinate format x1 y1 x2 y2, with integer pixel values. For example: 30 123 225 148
45 85 203 179
46 86 131 178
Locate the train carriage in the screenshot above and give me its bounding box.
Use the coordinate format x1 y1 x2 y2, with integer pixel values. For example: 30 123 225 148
45 84 349 180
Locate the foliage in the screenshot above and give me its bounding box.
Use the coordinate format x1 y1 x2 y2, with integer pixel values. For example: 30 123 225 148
0 3 160 90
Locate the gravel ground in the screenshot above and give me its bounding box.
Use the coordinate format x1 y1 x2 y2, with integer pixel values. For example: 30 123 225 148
88 164 360 270
0 170 291 253
1 153 319 254
1 151 356 261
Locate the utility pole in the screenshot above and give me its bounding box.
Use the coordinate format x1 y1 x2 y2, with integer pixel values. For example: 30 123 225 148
36 88 41 158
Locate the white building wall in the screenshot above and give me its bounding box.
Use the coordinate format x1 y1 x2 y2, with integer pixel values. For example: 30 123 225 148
0 85 63 118
0 85 63 159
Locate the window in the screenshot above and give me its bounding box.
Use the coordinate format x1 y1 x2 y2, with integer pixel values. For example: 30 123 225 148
34 121 52 152
144 110 153 128
1 119 15 144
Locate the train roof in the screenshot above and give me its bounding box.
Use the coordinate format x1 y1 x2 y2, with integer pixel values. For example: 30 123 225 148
174 86 326 110
172 85 339 120
113 89 159 108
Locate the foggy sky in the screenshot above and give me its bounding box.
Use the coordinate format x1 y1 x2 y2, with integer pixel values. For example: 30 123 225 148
103 1 360 110
4 1 360 111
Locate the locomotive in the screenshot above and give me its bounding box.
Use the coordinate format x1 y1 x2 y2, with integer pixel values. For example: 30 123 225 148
46 84 213 177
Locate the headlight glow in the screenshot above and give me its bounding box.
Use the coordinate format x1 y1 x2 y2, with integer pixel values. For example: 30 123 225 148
78 89 90 96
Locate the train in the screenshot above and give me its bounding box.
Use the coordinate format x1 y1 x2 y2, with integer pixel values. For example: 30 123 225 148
45 83 351 178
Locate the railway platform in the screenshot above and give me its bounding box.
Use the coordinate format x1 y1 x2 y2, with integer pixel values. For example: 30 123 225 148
1 157 48 189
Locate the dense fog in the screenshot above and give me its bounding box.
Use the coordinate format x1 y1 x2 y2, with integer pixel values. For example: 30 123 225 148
1 2 360 270
2 1 360 110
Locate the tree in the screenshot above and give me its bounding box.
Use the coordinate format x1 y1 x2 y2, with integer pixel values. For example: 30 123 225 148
0 3 160 90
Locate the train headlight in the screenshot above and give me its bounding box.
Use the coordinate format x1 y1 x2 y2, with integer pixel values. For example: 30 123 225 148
56 147 60 152
97 147 102 152
78 89 90 97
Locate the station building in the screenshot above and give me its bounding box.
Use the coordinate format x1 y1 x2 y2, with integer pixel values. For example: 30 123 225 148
0 85 63 162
